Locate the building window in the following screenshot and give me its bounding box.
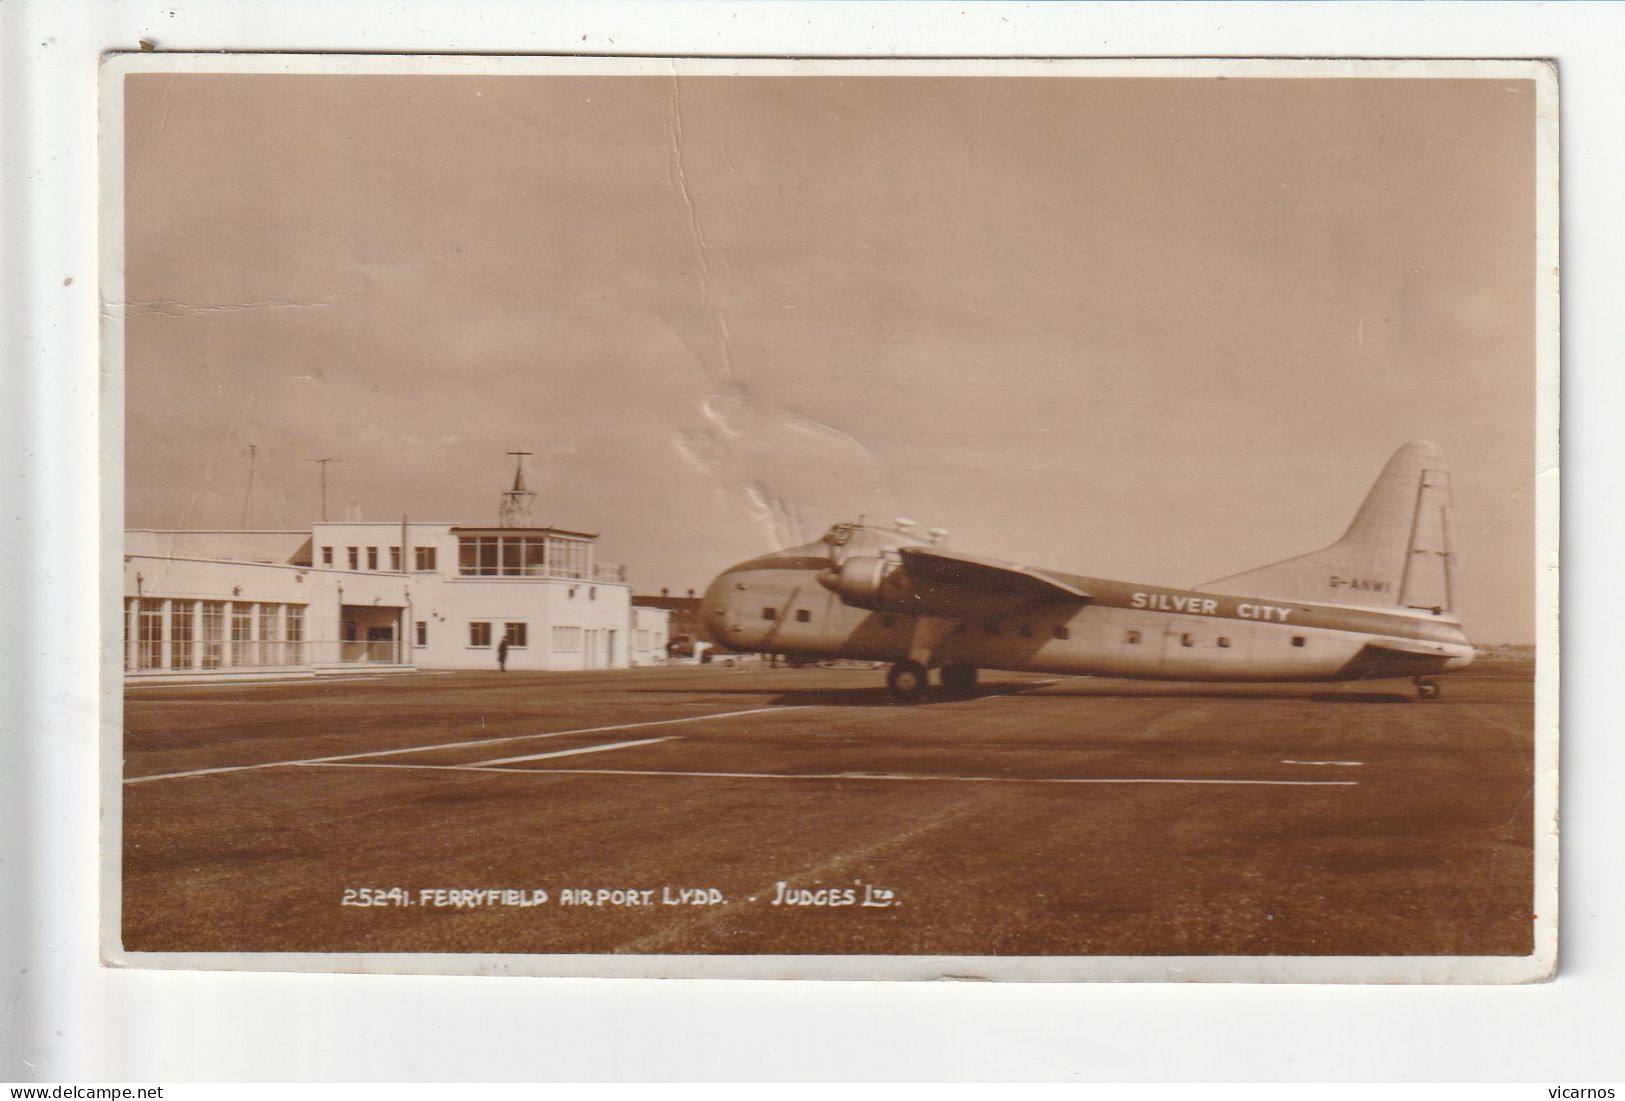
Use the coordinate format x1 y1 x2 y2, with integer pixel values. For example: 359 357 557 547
1054 625 1071 640
547 536 589 579
389 546 401 571
137 600 163 669
795 609 810 623
347 547 359 570
762 607 776 621
286 605 304 664
469 622 492 648
1292 635 1306 648
259 604 278 664
414 546 437 572
1217 636 1232 648
321 546 333 566
415 621 427 648
367 547 378 571
231 604 253 665
169 601 194 668
1125 630 1141 644
455 534 592 578
201 602 225 668
552 626 581 652
504 623 528 648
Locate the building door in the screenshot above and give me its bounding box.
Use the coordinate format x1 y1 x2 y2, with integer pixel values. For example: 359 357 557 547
603 629 616 668
366 625 395 663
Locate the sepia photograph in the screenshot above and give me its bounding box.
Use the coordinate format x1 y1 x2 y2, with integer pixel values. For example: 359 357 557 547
103 55 1556 981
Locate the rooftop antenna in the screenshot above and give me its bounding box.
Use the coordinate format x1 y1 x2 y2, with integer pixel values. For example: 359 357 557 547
307 457 337 522
500 450 536 528
240 444 257 528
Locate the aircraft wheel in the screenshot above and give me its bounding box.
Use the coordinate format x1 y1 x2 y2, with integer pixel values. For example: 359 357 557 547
886 660 930 704
1415 677 1440 700
940 662 978 697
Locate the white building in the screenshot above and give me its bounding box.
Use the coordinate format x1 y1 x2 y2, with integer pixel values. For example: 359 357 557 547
123 461 668 680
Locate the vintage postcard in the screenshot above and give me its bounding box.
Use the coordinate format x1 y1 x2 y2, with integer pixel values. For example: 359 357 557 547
102 54 1557 981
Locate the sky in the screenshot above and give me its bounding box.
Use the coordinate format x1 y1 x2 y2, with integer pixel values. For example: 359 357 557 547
121 68 1539 642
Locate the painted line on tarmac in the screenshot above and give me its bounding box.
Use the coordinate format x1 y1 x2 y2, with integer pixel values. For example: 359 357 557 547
126 671 455 692
123 705 810 784
1281 759 1365 767
470 736 677 766
293 761 1358 787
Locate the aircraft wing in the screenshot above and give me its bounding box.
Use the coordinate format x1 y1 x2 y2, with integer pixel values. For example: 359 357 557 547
896 545 1091 605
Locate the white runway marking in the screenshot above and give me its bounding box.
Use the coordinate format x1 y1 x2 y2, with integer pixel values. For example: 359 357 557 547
1281 759 1365 767
126 671 453 691
124 705 809 784
470 736 677 766
295 761 1358 787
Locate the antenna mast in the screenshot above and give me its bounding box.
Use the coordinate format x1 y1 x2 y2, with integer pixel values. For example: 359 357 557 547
240 444 257 528
307 457 337 522
500 450 537 528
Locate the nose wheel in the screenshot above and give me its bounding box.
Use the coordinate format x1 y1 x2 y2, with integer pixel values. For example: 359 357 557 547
1414 676 1440 700
886 660 930 703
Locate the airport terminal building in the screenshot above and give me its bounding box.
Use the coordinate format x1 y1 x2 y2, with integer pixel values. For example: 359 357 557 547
122 466 668 681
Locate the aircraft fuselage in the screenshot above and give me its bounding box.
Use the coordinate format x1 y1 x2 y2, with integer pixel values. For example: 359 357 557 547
700 546 1474 686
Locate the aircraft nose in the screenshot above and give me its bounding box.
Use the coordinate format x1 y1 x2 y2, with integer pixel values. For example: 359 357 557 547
698 570 737 648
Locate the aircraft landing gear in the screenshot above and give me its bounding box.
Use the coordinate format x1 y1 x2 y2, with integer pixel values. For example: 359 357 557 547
886 660 930 704
940 662 979 698
1414 676 1440 700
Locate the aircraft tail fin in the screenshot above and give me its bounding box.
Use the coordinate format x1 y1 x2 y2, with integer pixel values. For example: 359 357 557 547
1194 440 1456 613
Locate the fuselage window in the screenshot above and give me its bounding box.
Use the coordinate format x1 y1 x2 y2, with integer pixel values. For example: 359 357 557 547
1180 633 1194 648
1292 635 1306 647
795 609 810 623
1053 625 1070 640
1217 636 1232 648
762 607 777 621
1125 630 1141 644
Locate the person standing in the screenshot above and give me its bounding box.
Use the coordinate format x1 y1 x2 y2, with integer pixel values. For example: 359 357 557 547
497 631 511 672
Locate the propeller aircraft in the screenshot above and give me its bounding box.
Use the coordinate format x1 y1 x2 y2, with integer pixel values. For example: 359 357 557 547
698 441 1474 702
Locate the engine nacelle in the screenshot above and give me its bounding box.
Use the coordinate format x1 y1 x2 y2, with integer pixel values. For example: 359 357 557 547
817 554 912 611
